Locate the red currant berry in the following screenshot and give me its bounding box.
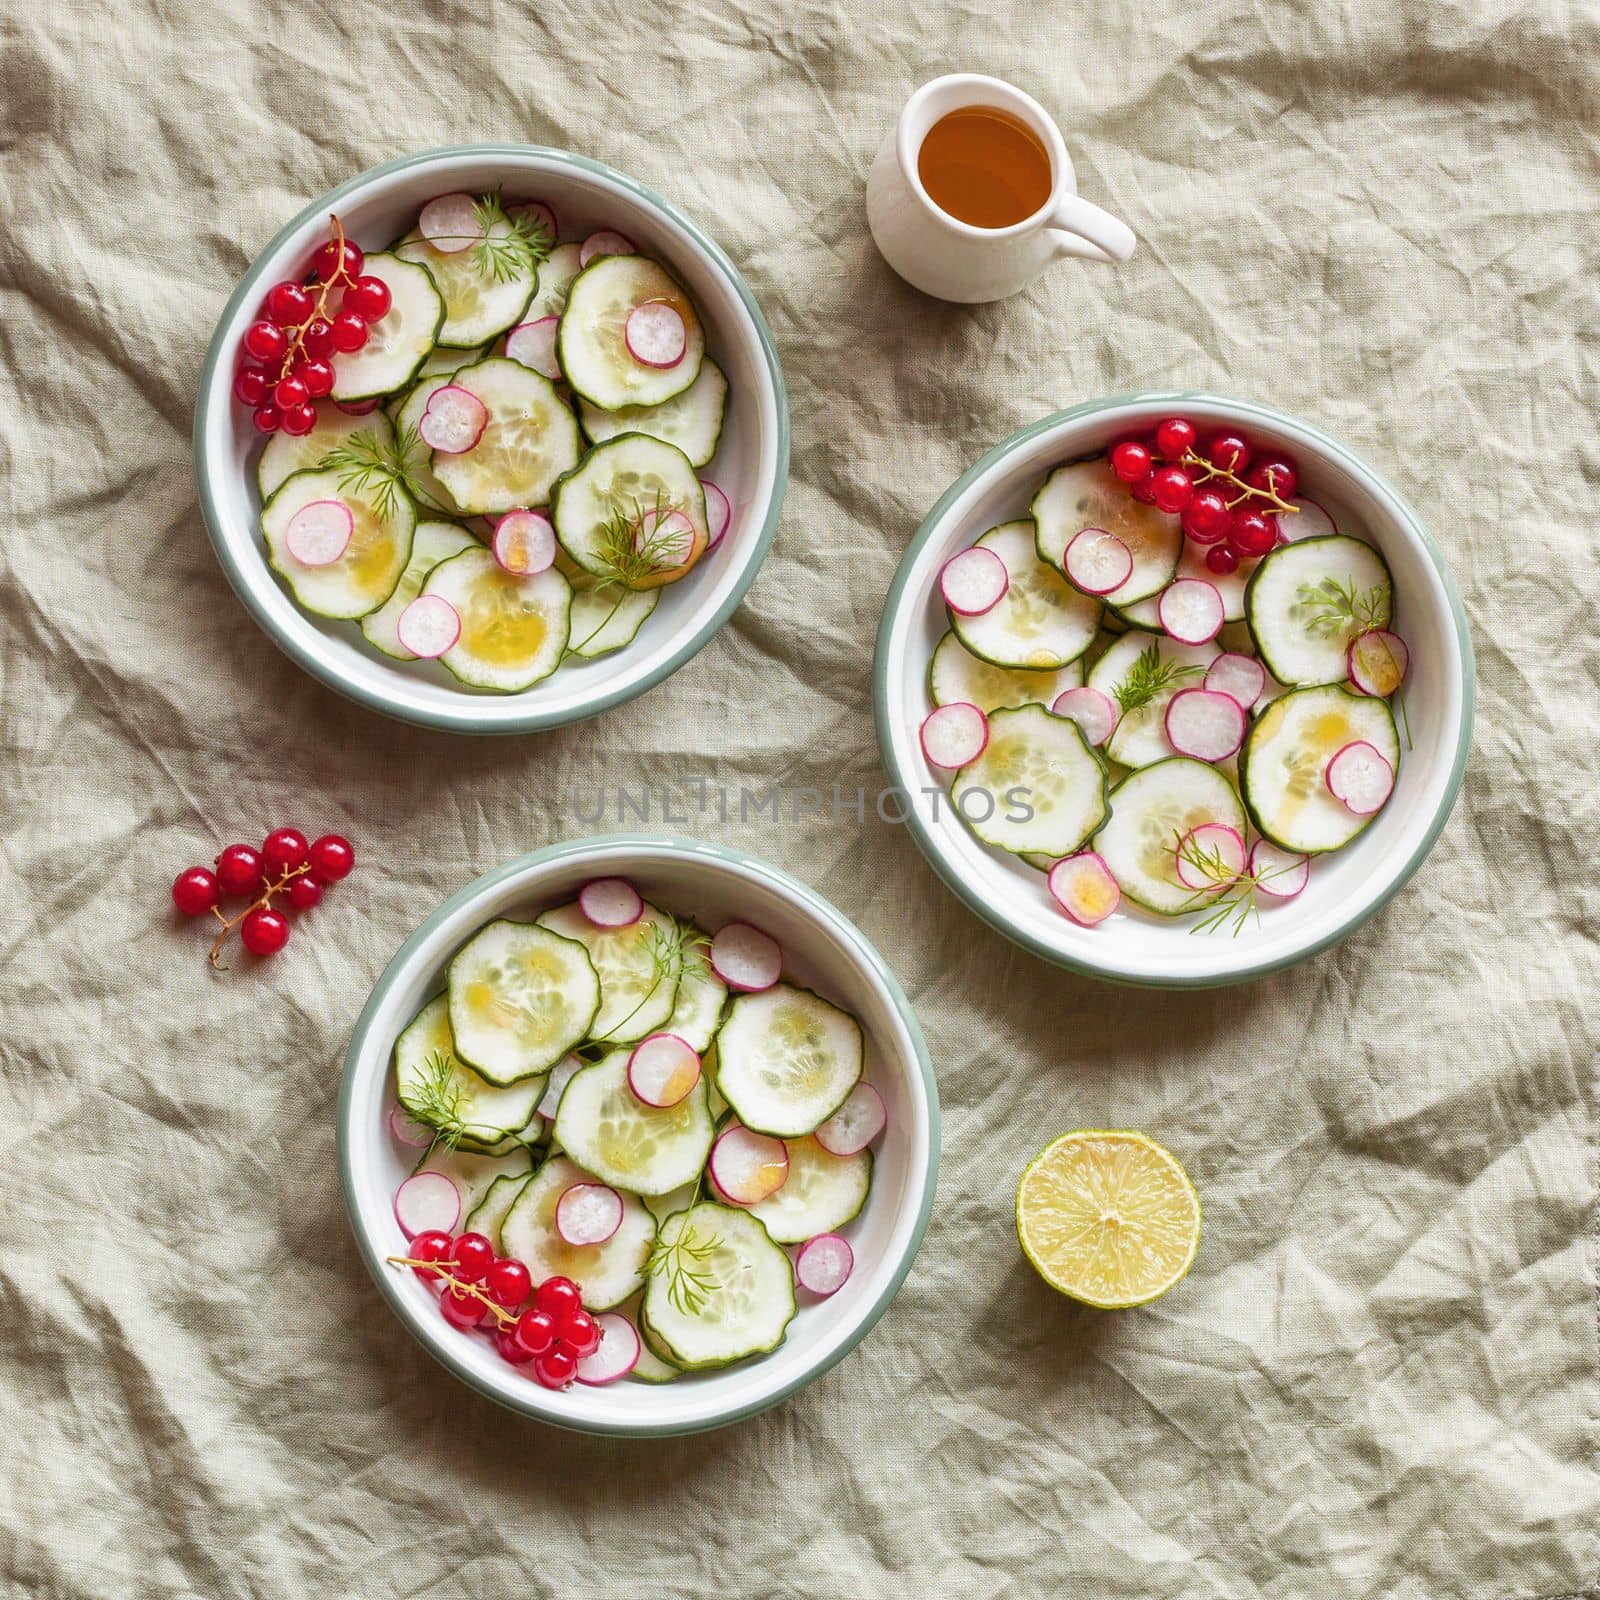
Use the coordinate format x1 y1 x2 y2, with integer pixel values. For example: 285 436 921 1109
1155 416 1197 457
1246 458 1297 501
252 404 281 435
1209 433 1251 474
1231 510 1277 558
286 874 324 911
1129 471 1158 505
1205 544 1240 575
533 1346 578 1389
485 1257 533 1309
301 318 336 360
233 364 270 406
308 834 355 881
171 866 220 916
243 319 287 363
344 275 393 322
1110 440 1151 484
273 375 309 412
440 1289 486 1329
560 1308 602 1357
280 403 317 437
299 358 335 399
215 843 264 897
1149 465 1194 514
1181 488 1232 544
409 1230 453 1280
261 827 309 876
240 907 290 956
265 280 313 326
513 1308 557 1357
496 1327 536 1365
534 1276 583 1320
311 238 364 282
331 312 369 353
450 1232 495 1282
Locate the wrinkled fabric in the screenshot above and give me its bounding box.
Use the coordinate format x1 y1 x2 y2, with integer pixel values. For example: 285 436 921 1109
1 1 1598 1597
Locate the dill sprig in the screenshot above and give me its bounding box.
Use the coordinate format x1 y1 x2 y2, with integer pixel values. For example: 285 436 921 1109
1114 643 1204 717
400 1049 474 1150
318 424 424 523
646 1220 721 1317
1173 831 1299 937
471 190 550 284
1296 575 1391 640
592 490 695 587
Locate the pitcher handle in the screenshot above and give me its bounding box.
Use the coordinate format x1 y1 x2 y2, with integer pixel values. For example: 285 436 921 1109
1046 192 1137 264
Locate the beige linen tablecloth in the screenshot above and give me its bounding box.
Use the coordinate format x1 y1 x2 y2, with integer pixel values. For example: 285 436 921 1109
3 1 1598 1595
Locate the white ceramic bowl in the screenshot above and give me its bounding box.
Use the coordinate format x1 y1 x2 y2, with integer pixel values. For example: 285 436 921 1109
194 146 788 734
874 394 1475 988
339 837 937 1436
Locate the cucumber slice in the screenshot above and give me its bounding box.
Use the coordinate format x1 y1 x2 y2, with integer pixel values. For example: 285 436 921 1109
396 222 537 348
1033 458 1183 606
554 551 661 658
447 918 600 1085
414 1142 535 1221
747 1135 871 1244
1245 535 1393 686
329 253 444 402
422 545 572 692
525 242 583 320
642 1203 796 1368
426 357 582 517
553 1049 715 1196
360 521 478 658
1241 684 1399 852
1111 594 1163 632
660 933 727 1053
464 1170 534 1250
391 377 466 514
714 983 863 1138
948 521 1100 670
1094 757 1248 915
394 994 547 1142
552 433 709 590
534 899 684 1043
500 1155 655 1311
1087 633 1221 770
577 358 727 469
617 1291 681 1382
558 255 706 411
928 629 1083 712
260 468 414 620
258 404 395 501
643 1182 699 1225
411 342 488 383
950 702 1109 858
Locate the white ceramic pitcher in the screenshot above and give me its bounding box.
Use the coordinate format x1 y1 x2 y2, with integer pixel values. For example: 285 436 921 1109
866 74 1136 303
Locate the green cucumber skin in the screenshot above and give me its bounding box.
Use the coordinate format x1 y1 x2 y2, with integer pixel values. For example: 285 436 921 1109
333 253 446 403
557 256 703 413
1242 535 1395 687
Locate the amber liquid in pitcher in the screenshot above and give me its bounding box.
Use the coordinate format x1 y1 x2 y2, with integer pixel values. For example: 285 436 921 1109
917 106 1053 229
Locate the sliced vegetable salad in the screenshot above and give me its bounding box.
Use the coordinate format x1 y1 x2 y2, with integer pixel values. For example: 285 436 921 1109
384 878 883 1392
921 414 1412 935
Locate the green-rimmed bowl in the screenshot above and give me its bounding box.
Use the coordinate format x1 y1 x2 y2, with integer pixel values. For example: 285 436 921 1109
874 395 1474 988
339 836 938 1436
194 146 788 734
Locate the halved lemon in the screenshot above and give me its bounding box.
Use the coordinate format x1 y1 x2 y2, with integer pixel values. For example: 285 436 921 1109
1016 1130 1200 1308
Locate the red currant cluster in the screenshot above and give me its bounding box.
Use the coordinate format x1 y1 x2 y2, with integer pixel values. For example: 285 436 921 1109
171 828 354 968
233 218 393 438
404 1231 601 1390
1109 416 1301 577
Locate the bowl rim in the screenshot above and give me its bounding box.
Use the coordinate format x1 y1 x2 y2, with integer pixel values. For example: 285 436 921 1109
872 390 1477 989
193 144 791 735
337 833 940 1436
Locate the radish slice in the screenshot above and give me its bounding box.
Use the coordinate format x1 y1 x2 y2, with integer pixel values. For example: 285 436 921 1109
920 701 989 769
1325 740 1394 815
1174 824 1246 891
625 302 687 369
388 1104 434 1148
1158 578 1225 644
709 922 782 992
634 506 697 570
1205 652 1267 711
396 595 460 659
1063 527 1133 595
509 198 558 242
576 1313 640 1385
1347 630 1409 698
394 1172 460 1239
796 1234 854 1297
491 509 556 576
701 479 732 548
1047 852 1122 926
283 499 353 567
335 397 382 416
1164 687 1246 761
419 192 483 254
556 1183 623 1247
504 317 562 381
1050 686 1118 747
1249 839 1310 899
536 1054 584 1119
1281 495 1335 540
578 876 644 927
940 547 1009 616
709 1124 789 1205
626 1033 701 1108
814 1082 887 1156
579 229 635 267
419 384 488 454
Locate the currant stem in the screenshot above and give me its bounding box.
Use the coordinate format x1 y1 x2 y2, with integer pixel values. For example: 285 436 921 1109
207 862 311 971
274 214 357 381
385 1256 519 1326
1177 448 1297 516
